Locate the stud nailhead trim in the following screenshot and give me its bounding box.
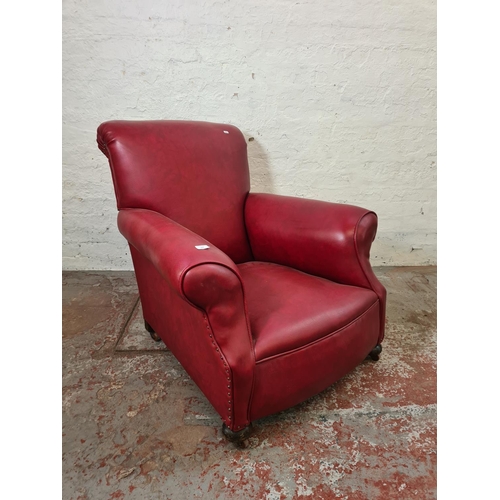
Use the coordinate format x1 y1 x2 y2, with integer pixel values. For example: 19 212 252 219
203 314 233 423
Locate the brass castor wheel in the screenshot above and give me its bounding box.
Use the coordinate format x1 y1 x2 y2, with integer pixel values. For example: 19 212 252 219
145 320 161 342
222 423 253 444
369 344 382 361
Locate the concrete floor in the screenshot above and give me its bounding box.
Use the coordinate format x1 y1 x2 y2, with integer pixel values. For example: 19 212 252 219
62 266 436 500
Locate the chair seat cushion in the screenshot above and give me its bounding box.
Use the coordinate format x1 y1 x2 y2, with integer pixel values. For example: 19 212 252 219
238 262 378 361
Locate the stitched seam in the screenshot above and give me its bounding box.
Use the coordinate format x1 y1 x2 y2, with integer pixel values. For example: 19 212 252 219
255 300 379 364
239 261 278 267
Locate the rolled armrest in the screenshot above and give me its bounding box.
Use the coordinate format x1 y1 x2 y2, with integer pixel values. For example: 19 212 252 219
117 208 241 306
245 193 386 340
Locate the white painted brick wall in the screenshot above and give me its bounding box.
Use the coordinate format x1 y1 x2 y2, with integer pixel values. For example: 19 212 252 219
63 0 436 270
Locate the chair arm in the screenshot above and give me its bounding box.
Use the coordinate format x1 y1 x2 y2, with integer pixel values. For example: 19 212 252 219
117 208 240 303
118 209 255 430
118 208 255 429
245 193 386 340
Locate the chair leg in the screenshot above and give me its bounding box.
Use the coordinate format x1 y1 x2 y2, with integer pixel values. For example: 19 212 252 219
222 423 253 443
144 320 161 342
369 344 383 361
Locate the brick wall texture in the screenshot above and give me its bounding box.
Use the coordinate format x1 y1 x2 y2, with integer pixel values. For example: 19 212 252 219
63 0 436 270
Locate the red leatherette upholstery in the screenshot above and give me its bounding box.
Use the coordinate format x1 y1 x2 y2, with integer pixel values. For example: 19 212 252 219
238 262 378 361
97 120 252 263
118 208 255 430
250 301 379 420
244 193 386 342
97 120 387 432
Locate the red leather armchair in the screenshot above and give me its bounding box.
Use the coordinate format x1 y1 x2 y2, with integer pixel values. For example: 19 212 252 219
97 120 386 442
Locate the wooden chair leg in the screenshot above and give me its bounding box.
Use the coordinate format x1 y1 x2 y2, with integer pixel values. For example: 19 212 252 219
222 423 253 444
369 344 382 361
144 320 161 342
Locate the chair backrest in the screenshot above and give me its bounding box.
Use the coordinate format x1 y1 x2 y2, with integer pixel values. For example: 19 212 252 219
97 120 253 263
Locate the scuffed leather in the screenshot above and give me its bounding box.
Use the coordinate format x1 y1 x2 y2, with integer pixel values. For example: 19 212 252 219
118 208 255 429
238 262 378 361
244 193 387 341
98 120 253 263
